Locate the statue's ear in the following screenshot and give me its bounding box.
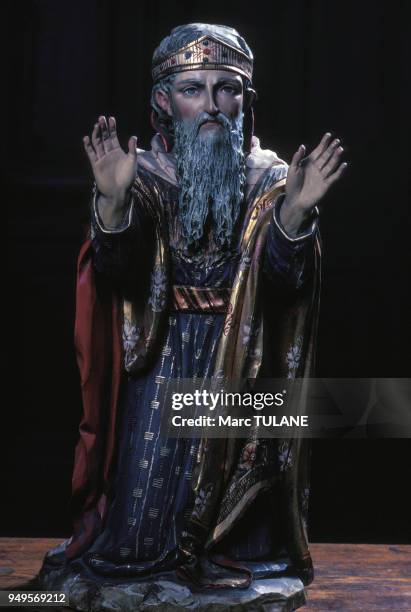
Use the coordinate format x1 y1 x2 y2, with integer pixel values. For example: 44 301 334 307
154 88 173 117
150 110 173 153
244 87 257 111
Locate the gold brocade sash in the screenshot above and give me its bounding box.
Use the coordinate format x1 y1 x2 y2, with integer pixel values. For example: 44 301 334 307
171 285 232 314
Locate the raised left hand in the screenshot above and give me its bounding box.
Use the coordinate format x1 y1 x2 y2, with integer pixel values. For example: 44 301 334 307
280 133 347 236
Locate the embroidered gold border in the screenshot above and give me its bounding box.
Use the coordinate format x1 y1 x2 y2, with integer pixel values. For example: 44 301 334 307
152 34 253 82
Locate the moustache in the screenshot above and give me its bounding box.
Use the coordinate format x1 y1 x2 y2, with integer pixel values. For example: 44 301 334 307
196 111 231 132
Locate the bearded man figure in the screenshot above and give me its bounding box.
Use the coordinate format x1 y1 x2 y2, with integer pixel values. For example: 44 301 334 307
39 23 346 604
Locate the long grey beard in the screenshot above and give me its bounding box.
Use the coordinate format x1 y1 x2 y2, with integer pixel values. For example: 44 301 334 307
173 111 245 251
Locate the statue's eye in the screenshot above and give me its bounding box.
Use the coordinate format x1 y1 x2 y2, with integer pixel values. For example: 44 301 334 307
183 87 198 96
221 85 235 94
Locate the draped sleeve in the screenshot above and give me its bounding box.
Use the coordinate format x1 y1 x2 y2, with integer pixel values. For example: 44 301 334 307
90 177 156 294
263 193 319 290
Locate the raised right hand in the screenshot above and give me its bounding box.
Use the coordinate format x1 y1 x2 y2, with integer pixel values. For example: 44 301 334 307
83 115 138 206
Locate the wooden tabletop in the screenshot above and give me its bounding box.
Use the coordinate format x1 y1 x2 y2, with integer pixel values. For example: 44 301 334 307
0 539 410 610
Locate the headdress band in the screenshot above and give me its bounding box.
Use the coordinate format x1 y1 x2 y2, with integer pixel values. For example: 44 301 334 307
152 34 253 83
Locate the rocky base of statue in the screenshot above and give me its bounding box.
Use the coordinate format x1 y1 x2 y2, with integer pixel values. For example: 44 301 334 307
37 559 306 611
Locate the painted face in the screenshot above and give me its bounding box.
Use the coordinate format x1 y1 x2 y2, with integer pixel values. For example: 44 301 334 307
154 69 246 251
158 69 244 128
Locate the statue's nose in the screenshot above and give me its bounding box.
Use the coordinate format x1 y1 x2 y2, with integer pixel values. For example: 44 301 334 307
203 87 218 115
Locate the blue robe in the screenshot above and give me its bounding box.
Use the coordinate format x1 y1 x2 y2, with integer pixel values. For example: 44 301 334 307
81 167 316 578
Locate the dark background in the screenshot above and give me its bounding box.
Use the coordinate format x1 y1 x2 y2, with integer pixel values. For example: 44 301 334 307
5 0 410 542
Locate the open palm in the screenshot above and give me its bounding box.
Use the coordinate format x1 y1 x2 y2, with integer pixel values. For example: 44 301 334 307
83 115 138 202
286 133 347 210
